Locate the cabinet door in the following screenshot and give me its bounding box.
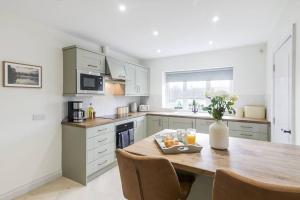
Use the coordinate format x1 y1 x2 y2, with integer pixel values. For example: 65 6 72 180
135 66 149 96
147 116 169 136
125 64 137 95
134 116 147 142
168 117 195 130
76 48 105 73
196 119 215 134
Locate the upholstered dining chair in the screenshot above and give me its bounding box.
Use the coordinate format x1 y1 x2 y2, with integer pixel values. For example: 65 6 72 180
213 169 300 200
116 149 195 200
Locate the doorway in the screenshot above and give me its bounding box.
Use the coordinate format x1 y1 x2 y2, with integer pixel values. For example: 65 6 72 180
272 24 296 144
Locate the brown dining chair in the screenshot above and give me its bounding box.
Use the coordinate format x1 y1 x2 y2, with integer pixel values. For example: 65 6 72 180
213 169 300 200
116 149 195 200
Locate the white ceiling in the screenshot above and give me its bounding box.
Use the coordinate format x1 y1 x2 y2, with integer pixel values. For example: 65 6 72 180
0 0 288 59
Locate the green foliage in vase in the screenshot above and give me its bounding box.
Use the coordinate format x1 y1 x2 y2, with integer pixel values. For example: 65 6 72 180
203 95 238 121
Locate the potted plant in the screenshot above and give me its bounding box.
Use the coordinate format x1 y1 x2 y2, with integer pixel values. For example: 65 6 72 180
203 92 238 150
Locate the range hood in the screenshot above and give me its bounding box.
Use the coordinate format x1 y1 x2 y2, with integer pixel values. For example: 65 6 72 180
105 57 126 82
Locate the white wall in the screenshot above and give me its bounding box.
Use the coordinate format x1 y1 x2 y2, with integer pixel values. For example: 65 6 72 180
266 0 300 145
0 13 140 199
142 44 267 112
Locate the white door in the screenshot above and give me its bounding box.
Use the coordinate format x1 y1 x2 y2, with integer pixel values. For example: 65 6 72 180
273 35 294 144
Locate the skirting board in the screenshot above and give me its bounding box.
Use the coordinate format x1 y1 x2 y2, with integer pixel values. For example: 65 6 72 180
0 170 62 200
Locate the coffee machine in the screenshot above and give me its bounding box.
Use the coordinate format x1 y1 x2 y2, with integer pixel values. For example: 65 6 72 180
68 101 85 122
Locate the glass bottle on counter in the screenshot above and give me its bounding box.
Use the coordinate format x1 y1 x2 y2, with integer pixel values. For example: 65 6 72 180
87 103 95 119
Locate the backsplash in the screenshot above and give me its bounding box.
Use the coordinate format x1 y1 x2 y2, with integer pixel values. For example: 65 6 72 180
64 85 140 117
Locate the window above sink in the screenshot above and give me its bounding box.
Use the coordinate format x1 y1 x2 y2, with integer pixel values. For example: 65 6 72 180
163 67 233 111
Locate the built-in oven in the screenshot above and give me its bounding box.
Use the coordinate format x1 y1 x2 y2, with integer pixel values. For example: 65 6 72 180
77 69 104 95
116 122 134 149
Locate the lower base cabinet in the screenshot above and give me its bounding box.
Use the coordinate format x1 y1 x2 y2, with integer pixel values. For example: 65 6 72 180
147 115 169 136
168 117 195 130
228 121 269 141
134 116 147 142
62 123 116 185
146 115 270 141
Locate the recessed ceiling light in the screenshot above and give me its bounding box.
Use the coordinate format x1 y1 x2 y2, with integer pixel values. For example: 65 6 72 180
212 16 219 23
156 49 161 53
209 41 214 45
119 4 126 12
153 31 159 36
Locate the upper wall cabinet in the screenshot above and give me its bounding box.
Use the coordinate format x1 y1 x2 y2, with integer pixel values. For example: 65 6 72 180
125 63 149 96
63 46 105 73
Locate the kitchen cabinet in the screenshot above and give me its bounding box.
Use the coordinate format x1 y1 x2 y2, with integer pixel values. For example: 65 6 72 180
63 46 106 95
135 66 149 95
125 63 149 96
63 45 105 73
228 121 269 141
147 115 169 136
196 119 218 134
62 123 116 185
124 63 136 95
168 117 195 130
134 116 147 142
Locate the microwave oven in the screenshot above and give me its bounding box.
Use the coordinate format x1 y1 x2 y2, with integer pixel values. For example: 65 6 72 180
77 69 104 95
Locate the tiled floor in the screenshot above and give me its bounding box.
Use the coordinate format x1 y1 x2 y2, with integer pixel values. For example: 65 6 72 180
16 167 125 200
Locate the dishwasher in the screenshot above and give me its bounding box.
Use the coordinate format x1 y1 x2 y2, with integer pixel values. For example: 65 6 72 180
116 121 134 149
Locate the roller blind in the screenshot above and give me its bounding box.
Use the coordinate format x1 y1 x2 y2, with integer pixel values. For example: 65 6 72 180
166 67 233 82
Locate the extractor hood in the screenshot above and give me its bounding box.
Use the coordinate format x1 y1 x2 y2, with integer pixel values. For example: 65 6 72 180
105 57 126 81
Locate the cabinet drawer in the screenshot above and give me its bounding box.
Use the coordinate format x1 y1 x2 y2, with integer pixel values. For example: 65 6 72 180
86 124 114 139
87 132 115 151
87 142 115 163
77 48 105 72
228 122 268 133
230 130 268 141
86 153 115 176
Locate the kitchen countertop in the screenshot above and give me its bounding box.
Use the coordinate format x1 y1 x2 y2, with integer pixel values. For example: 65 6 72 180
61 111 270 128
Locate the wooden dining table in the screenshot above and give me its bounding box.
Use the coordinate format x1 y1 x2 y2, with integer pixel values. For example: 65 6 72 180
124 130 300 187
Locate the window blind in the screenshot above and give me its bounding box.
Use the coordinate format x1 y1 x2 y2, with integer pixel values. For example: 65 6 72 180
165 67 233 82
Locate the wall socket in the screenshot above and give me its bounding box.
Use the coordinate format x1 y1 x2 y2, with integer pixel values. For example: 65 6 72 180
32 114 46 121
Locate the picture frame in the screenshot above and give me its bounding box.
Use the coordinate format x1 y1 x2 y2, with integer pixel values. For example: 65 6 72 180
3 61 42 88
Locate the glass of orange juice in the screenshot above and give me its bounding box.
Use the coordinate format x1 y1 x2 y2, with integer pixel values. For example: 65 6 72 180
186 129 196 145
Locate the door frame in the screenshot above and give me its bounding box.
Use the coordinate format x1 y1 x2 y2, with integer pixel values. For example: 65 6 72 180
272 23 296 144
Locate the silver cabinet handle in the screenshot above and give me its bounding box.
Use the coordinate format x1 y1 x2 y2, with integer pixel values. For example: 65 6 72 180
98 160 108 166
98 149 108 154
97 128 107 132
240 133 253 137
88 64 98 68
97 138 108 143
240 126 253 129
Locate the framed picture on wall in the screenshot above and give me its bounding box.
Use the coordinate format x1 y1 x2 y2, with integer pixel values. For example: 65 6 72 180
3 61 42 88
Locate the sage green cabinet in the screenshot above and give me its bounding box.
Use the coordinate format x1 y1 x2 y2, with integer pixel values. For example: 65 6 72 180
63 45 105 73
62 45 105 95
135 66 149 96
168 117 195 130
196 119 217 134
147 115 169 136
134 116 147 142
62 123 116 185
124 63 149 96
124 63 137 95
228 121 269 141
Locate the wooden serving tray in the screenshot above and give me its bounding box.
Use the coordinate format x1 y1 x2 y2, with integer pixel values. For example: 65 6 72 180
154 129 202 154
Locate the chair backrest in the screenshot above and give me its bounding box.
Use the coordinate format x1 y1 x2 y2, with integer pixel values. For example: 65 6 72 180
116 149 181 200
213 169 300 200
